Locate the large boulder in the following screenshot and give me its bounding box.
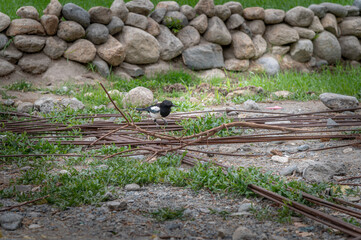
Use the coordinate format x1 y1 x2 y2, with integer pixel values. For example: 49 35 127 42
57 21 85 42
125 0 154 16
320 2 348 17
189 14 208 34
92 56 110 77
18 53 51 74
125 12 149 30
6 19 45 36
339 36 361 61
86 23 109 45
308 4 327 18
243 7 265 20
303 161 346 183
117 26 160 64
339 18 361 38
0 12 11 32
43 36 67 59
264 9 285 24
320 93 359 109
107 16 124 35
34 97 58 113
156 25 184 60
14 35 46 53
0 43 23 64
0 34 9 50
290 39 313 62
156 1 180 11
232 31 255 59
195 0 215 17
42 58 88 83
43 0 62 18
40 15 59 36
89 6 112 25
215 5 231 21
321 13 339 36
224 58 249 71
180 5 196 20
110 0 128 22
149 8 167 23
60 98 85 111
247 20 265 35
97 35 126 66
226 14 245 30
293 27 315 40
285 6 314 27
252 35 267 59
313 31 341 64
309 16 324 33
16 6 39 20
203 16 232 45
123 87 154 107
0 59 15 77
257 56 280 75
63 39 96 63
223 2 243 14
62 3 90 28
264 24 299 45
182 43 224 70
176 26 200 49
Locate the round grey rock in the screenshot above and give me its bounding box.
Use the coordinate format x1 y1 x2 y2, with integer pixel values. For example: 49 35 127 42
0 59 15 77
339 36 361 61
290 39 313 62
308 4 327 18
313 31 341 64
107 16 124 35
62 3 90 28
176 25 200 49
57 21 85 42
0 213 24 231
34 97 57 113
0 12 11 32
18 53 51 74
60 98 85 111
180 5 196 20
215 5 231 21
223 2 243 14
353 0 361 10
17 102 34 113
89 6 112 25
257 56 280 75
16 6 39 20
14 35 46 53
320 93 359 109
232 226 257 240
264 9 285 24
93 56 110 77
182 43 224 70
43 36 68 60
0 33 8 50
125 0 154 16
320 2 348 17
125 12 149 30
86 23 109 45
149 8 167 23
285 6 314 27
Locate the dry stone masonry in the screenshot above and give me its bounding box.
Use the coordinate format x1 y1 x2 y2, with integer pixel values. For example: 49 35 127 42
1 0 361 78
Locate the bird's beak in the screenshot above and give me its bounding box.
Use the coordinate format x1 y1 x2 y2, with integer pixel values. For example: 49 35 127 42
172 104 177 107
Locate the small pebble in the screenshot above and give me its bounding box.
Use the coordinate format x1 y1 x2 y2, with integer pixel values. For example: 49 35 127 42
297 144 310 151
28 224 41 229
125 183 141 191
343 147 353 153
271 155 289 163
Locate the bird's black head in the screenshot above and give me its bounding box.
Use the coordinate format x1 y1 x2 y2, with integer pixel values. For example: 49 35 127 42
160 100 176 108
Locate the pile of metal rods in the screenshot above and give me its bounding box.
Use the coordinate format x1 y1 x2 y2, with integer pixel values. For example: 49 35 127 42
1 83 361 237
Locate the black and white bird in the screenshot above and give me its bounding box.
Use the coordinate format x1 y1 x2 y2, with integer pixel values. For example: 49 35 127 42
136 100 176 125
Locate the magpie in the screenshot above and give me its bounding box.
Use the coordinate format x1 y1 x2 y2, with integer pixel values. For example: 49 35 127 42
136 100 176 125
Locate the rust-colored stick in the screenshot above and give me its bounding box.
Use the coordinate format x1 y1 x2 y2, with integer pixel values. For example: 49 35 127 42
0 195 50 212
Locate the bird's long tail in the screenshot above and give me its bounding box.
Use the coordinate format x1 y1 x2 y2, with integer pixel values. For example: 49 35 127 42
136 108 147 111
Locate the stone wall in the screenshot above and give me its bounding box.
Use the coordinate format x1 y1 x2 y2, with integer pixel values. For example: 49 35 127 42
1 0 361 79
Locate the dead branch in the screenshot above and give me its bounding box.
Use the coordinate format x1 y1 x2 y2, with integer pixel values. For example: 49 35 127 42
0 195 50 212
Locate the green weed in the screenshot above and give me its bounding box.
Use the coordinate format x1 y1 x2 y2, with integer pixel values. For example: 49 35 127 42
151 207 186 221
6 80 35 92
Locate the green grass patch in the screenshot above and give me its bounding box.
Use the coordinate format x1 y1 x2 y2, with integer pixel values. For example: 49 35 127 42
151 207 186 221
5 80 36 92
236 65 361 102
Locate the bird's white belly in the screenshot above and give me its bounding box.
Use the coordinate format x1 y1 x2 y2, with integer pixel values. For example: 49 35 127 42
149 112 162 119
